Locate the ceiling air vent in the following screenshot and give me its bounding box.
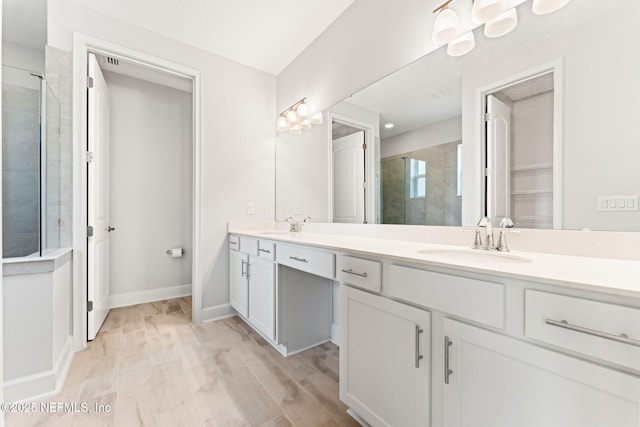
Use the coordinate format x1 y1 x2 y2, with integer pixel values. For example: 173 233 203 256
105 56 119 66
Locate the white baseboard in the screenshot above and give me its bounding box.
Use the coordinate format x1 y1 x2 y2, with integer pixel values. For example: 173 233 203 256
3 337 74 403
109 284 192 309
200 303 236 323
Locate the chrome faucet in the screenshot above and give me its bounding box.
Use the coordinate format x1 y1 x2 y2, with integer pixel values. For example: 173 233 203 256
473 216 515 251
285 216 301 232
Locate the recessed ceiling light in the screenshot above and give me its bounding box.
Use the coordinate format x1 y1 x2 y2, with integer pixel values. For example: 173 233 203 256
384 123 395 129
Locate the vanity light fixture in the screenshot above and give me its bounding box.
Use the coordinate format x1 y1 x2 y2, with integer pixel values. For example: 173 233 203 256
432 0 572 57
432 0 461 45
277 98 322 134
484 8 518 38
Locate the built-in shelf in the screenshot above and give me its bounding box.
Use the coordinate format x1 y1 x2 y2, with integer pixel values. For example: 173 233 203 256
511 162 553 172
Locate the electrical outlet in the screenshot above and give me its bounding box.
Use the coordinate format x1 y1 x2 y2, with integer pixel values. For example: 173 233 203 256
246 202 255 215
293 203 301 214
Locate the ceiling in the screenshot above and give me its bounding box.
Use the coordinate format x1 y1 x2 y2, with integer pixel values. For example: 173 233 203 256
70 0 354 76
2 0 354 76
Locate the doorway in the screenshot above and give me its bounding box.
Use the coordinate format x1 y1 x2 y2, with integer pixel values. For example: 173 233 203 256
73 35 202 349
480 62 563 229
328 114 376 224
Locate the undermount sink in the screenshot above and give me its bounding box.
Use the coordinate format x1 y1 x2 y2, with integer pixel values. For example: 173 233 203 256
417 248 532 264
258 231 291 235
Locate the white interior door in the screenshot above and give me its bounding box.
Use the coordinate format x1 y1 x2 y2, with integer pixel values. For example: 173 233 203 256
333 131 365 223
486 95 511 221
87 53 112 340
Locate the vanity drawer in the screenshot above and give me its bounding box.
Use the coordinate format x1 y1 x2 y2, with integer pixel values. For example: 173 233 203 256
389 265 504 328
229 235 240 251
239 237 258 256
257 240 275 261
525 290 640 371
276 244 335 279
337 255 381 293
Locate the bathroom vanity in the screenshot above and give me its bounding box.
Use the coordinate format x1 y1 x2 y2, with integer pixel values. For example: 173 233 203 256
229 223 640 427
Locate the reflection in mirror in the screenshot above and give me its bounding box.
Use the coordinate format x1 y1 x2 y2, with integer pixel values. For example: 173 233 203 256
275 0 640 231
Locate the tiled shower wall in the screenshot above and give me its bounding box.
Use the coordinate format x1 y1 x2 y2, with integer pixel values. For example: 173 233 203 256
2 84 41 257
45 46 73 248
381 141 462 226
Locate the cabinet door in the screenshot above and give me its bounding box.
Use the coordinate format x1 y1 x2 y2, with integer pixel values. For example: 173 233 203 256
229 250 248 318
248 256 275 340
340 286 430 427
443 319 640 427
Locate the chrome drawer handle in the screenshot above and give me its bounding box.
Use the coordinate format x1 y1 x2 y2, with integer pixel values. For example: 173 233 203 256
415 325 424 368
289 256 308 263
341 269 368 278
545 319 640 347
444 336 453 384
259 248 271 254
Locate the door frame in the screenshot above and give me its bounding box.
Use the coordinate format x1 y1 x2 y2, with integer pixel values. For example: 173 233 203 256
326 112 377 224
473 59 563 229
72 33 202 351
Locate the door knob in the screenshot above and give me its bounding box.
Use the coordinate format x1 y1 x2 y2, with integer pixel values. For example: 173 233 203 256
107 226 116 232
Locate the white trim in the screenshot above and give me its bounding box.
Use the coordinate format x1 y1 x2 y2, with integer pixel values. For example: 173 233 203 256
326 112 377 224
331 322 340 346
474 59 564 228
200 303 236 323
72 33 203 352
3 337 73 403
109 285 192 309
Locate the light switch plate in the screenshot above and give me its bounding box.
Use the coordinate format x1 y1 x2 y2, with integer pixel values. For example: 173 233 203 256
246 202 255 215
597 195 638 212
293 203 301 214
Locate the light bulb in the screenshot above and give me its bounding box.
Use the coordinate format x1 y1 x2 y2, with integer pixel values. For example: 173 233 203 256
277 116 289 132
310 112 323 125
484 8 517 38
301 119 312 130
286 109 297 123
289 124 302 134
471 0 506 24
447 31 475 57
532 0 571 15
296 102 310 119
432 8 461 45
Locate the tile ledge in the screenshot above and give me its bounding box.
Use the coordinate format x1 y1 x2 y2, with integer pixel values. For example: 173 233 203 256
3 248 73 277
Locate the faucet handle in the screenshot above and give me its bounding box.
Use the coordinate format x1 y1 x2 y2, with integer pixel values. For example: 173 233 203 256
285 216 295 223
303 216 312 223
499 217 514 228
477 216 490 227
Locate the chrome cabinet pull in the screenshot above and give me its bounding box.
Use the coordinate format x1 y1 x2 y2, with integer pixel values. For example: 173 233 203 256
241 260 248 277
289 256 308 263
444 336 453 384
341 269 368 278
415 325 424 368
545 318 640 347
259 248 271 254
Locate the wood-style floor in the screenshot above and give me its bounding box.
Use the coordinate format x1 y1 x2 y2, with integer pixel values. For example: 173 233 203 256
6 297 360 427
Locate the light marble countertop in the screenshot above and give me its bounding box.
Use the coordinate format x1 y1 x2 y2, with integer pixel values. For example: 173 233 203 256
229 227 640 299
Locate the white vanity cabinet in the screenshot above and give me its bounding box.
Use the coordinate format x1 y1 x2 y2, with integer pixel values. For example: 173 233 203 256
340 285 430 427
229 236 276 340
442 318 640 427
229 247 249 318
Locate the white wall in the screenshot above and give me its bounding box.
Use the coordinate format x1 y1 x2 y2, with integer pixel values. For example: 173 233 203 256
381 116 461 159
48 0 276 317
461 3 640 231
104 71 193 303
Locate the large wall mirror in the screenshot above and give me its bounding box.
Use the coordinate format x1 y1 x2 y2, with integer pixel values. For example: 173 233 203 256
275 0 640 232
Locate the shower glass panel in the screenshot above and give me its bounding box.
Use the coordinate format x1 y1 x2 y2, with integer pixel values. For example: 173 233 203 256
2 67 61 258
381 141 462 226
